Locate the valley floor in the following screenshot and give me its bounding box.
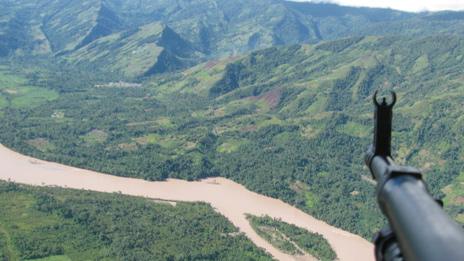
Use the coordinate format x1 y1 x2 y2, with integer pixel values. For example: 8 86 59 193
0 144 373 261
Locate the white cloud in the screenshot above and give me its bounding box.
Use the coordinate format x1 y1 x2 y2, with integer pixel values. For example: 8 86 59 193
290 0 464 12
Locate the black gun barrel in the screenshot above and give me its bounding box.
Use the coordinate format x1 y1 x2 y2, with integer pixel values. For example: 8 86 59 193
370 156 464 261
366 92 464 261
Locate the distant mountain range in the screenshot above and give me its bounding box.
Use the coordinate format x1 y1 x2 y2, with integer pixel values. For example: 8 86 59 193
2 0 464 76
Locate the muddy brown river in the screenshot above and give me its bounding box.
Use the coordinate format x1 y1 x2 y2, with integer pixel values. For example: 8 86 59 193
0 144 373 261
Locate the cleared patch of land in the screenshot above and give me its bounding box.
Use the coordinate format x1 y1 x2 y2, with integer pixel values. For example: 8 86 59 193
0 70 59 109
81 130 108 144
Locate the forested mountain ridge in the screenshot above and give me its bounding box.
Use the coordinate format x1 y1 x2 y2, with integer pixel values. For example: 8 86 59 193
64 22 202 78
1 34 463 238
2 0 464 76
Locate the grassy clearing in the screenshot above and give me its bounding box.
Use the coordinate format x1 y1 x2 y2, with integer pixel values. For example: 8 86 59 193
300 120 327 140
305 95 327 114
0 225 17 261
11 87 59 109
0 191 63 260
117 142 138 152
188 68 223 94
443 172 464 206
126 120 158 127
255 99 270 112
0 70 59 109
256 116 283 129
156 117 175 129
50 111 71 123
26 138 55 152
442 172 464 224
337 121 370 138
0 94 7 108
290 181 318 210
300 125 321 139
0 71 28 88
82 130 108 144
134 134 160 145
412 55 429 73
273 132 292 144
31 255 72 261
217 139 247 153
155 58 228 96
457 214 464 223
157 137 183 150
134 134 183 151
305 192 317 210
223 99 254 115
398 100 433 118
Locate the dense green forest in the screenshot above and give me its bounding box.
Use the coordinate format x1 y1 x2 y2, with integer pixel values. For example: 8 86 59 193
1 1 464 258
1 34 463 240
247 215 336 261
0 181 272 261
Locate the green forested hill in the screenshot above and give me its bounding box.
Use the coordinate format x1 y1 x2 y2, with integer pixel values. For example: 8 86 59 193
65 22 201 78
2 0 464 76
1 34 463 238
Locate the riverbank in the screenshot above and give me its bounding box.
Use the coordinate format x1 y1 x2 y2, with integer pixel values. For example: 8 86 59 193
0 144 373 261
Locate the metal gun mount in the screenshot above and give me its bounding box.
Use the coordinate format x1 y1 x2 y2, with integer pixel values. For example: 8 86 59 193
372 91 396 158
365 91 464 261
365 91 422 185
365 91 397 168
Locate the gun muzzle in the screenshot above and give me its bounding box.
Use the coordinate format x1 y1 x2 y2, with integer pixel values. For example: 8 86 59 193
365 91 464 261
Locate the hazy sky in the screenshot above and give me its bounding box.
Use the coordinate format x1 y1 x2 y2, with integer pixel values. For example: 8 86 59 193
293 0 464 12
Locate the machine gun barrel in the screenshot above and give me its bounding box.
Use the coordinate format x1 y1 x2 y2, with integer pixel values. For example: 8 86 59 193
365 91 464 261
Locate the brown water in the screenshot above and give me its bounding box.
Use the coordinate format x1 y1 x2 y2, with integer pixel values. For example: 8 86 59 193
0 144 374 261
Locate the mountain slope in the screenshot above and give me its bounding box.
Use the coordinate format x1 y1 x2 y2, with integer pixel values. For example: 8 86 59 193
1 35 463 238
106 0 413 56
72 2 123 51
0 0 52 56
2 0 464 75
41 0 102 53
65 22 201 77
